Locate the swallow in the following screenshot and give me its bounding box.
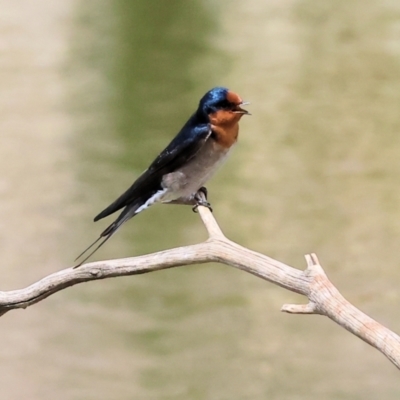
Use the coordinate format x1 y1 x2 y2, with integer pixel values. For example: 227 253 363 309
74 87 250 267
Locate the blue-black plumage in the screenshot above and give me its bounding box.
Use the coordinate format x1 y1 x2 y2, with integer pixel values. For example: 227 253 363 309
74 87 250 266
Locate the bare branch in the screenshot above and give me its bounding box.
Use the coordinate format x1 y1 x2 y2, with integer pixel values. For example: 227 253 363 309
1 206 400 369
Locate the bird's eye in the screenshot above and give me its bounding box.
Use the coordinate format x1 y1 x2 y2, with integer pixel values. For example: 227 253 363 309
217 100 233 109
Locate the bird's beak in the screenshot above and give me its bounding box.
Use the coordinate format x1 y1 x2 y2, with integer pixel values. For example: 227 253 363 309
233 101 251 115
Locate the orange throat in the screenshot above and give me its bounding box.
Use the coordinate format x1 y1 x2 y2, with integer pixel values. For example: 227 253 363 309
209 109 243 148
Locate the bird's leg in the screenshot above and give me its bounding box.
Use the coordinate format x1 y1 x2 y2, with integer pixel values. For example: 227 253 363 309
163 187 212 212
192 187 213 213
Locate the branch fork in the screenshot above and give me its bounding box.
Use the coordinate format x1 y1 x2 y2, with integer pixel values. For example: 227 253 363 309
282 253 325 315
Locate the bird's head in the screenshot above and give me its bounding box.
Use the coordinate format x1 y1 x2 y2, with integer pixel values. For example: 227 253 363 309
198 87 250 124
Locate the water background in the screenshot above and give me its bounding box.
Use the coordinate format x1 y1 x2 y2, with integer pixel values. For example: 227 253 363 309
1 1 400 398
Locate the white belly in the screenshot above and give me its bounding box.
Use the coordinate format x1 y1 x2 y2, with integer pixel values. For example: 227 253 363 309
161 140 234 201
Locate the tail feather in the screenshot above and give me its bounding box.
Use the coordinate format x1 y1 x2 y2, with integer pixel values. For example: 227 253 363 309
74 217 124 268
74 217 133 268
74 235 103 264
73 234 114 268
73 195 153 268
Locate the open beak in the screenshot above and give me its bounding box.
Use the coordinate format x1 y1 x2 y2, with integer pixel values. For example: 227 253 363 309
233 101 251 115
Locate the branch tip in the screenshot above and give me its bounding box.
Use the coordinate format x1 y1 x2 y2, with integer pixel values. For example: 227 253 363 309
305 253 320 267
304 253 326 276
281 303 318 314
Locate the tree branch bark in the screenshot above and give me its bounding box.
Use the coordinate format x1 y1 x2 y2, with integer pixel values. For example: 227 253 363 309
1 206 400 369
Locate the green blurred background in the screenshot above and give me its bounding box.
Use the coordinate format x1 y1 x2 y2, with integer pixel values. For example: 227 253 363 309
1 0 400 398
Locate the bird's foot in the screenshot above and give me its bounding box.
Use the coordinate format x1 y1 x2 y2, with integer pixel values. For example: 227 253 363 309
192 187 213 213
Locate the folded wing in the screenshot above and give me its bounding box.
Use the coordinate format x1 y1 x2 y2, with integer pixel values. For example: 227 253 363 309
94 122 211 222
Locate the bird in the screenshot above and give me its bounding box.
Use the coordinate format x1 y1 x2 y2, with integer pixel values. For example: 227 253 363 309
74 87 250 267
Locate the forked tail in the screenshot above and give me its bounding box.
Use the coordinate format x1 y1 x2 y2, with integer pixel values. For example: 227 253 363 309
73 201 144 267
73 221 120 268
73 190 165 267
